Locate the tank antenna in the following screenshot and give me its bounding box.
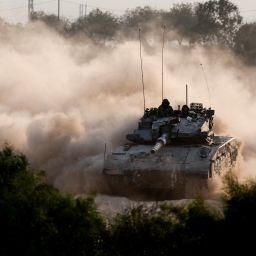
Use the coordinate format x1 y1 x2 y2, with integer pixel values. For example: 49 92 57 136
139 28 146 111
104 143 107 160
162 25 166 101
186 84 188 106
200 63 211 108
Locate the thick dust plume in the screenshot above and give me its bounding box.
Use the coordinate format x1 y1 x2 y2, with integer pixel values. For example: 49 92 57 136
0 22 255 195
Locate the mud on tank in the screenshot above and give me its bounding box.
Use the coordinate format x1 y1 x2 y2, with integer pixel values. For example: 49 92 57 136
103 100 240 200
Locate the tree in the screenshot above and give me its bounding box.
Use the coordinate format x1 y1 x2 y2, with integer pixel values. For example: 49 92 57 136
162 4 197 45
0 145 106 256
109 205 183 256
194 0 242 46
234 23 256 65
121 6 160 38
220 174 256 253
30 11 71 34
0 145 28 190
109 200 221 256
71 9 119 44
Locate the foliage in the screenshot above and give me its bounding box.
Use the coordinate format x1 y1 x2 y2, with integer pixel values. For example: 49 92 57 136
0 145 106 256
221 174 256 251
71 9 119 44
30 11 71 34
109 204 182 256
162 4 197 45
121 6 160 35
26 1 255 61
194 0 242 46
108 199 221 256
234 23 256 64
2 146 256 254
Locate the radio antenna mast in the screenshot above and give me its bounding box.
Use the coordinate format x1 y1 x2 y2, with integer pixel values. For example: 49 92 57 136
186 84 188 106
28 0 34 20
200 63 211 108
139 28 146 111
58 0 60 20
161 25 166 101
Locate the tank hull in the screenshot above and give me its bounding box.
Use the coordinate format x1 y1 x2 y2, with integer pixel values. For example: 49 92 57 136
103 136 239 199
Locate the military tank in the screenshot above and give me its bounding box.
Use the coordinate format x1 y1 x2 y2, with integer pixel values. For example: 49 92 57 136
103 98 239 200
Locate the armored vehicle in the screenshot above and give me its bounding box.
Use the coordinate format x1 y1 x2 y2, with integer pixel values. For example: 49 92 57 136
103 99 239 200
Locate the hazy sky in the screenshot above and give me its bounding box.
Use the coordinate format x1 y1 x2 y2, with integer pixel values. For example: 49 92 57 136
0 0 255 24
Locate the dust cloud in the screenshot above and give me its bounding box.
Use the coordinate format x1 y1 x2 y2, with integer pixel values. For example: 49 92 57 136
0 22 256 196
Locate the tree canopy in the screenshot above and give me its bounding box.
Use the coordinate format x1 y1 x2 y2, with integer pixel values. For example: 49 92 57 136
71 9 119 44
0 145 106 256
26 1 247 51
1 145 256 255
194 0 242 46
234 23 256 64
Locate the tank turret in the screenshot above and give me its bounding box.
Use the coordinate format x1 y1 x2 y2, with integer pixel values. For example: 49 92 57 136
127 101 214 147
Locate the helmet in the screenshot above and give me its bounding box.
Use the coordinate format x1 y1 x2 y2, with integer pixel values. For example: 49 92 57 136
162 99 170 106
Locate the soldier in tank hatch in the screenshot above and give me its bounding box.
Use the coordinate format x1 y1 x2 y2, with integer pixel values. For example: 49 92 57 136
181 104 190 117
157 99 173 117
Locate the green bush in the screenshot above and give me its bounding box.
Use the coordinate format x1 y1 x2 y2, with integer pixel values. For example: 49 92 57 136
0 145 106 256
1 145 256 255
